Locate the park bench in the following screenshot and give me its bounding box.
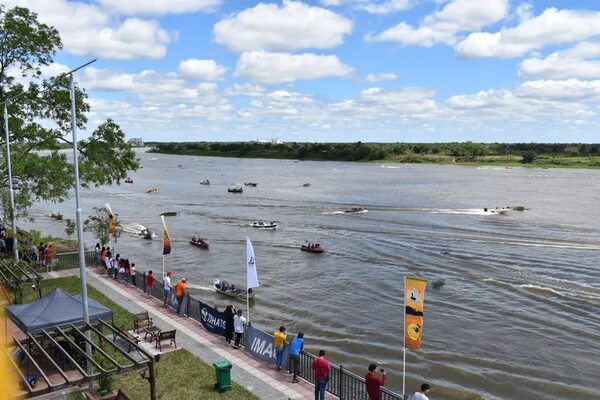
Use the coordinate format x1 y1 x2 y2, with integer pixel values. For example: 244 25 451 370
111 324 140 353
133 311 153 334
155 329 177 351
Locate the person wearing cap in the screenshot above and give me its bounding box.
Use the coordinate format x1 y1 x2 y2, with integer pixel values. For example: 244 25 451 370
174 277 187 315
163 271 173 307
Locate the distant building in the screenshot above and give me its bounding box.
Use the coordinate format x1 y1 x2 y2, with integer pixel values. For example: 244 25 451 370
127 138 144 147
257 138 283 144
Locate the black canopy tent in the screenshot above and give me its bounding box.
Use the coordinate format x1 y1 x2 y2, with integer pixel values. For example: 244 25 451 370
4 288 157 399
6 287 113 333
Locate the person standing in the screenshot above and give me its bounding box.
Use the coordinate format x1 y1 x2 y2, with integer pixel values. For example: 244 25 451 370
174 278 187 315
130 263 137 287
311 349 330 400
100 246 107 268
146 270 154 296
273 326 287 371
224 305 236 345
94 243 101 266
233 310 247 349
365 364 387 400
44 244 55 271
288 332 304 383
163 271 173 307
413 383 431 400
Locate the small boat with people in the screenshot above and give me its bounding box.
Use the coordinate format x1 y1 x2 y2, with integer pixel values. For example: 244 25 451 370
251 221 277 229
484 207 509 215
301 242 324 253
124 177 133 184
139 228 153 239
228 186 243 193
214 280 256 299
190 235 209 249
344 207 367 213
146 187 159 193
199 179 210 185
244 182 258 187
50 212 63 220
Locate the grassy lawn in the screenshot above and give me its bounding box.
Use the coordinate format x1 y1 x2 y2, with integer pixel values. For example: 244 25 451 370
113 349 258 400
19 277 258 400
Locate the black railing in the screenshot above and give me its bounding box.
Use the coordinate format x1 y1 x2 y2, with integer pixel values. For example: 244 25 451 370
133 272 405 400
53 251 95 270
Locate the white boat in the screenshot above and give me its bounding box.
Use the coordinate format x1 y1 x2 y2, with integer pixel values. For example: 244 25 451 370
228 186 243 193
199 179 210 185
484 208 509 215
251 221 277 229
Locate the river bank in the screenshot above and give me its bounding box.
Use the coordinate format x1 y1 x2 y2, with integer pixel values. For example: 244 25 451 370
147 142 600 169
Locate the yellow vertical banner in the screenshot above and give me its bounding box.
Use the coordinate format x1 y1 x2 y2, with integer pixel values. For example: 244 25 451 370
404 276 427 350
105 203 117 234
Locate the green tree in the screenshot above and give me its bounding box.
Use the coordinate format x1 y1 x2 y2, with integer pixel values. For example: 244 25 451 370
84 206 120 247
521 151 537 164
64 218 75 238
0 6 138 220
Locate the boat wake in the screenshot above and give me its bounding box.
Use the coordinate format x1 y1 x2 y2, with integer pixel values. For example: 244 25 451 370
483 278 600 301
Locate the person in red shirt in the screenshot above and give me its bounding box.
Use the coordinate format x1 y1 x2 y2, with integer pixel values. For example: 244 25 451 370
365 363 387 400
145 270 154 297
311 350 330 400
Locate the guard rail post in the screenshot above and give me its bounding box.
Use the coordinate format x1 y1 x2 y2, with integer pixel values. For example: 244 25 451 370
339 364 344 400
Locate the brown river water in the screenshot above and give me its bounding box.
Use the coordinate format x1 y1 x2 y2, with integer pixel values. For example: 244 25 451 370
26 150 600 399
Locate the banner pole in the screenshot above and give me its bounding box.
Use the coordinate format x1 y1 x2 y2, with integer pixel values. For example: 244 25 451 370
403 276 406 399
162 255 165 281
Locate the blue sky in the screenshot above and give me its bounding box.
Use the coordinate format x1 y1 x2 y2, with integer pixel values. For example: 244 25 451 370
7 0 600 142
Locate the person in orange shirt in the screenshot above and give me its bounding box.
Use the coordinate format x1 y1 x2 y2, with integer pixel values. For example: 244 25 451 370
174 278 187 315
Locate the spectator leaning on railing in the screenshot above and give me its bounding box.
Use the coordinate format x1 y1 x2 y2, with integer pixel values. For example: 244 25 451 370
312 349 331 400
288 332 304 383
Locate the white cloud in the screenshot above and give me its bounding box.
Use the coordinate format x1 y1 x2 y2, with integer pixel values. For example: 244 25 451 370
98 0 220 16
234 51 353 84
178 59 227 80
82 68 186 94
517 79 600 101
366 73 398 82
4 0 174 60
367 0 508 46
520 54 600 80
456 8 600 59
224 83 266 97
357 0 413 14
213 1 352 52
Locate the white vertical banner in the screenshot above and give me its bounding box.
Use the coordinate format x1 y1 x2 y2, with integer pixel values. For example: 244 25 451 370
246 237 260 289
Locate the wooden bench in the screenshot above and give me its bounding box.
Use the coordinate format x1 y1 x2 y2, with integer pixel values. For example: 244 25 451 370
112 325 140 352
155 329 176 351
133 311 153 334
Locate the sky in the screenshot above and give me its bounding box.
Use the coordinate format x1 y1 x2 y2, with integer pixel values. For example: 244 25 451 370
5 0 600 143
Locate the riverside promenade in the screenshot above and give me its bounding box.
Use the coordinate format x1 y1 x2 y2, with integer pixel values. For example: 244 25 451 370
46 267 337 400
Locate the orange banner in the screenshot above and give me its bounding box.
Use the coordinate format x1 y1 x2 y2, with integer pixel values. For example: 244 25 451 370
404 276 427 351
106 203 117 234
161 215 171 255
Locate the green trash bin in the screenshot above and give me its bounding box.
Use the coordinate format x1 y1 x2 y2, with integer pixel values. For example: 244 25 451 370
213 359 232 393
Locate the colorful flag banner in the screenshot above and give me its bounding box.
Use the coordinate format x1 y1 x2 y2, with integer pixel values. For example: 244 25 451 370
161 215 171 255
105 203 117 234
246 237 259 289
404 276 427 351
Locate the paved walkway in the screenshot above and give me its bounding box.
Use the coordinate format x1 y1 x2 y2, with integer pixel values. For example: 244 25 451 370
47 268 336 400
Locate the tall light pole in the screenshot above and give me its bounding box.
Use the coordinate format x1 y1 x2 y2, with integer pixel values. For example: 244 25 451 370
2 102 19 260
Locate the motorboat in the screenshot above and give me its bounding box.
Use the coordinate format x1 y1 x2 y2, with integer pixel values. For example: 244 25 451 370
302 183 311 187
160 211 177 217
124 177 133 184
146 187 159 193
199 179 210 185
484 207 509 215
50 212 63 220
251 221 277 229
177 164 184 168
190 237 209 249
139 229 153 239
344 207 367 213
228 186 243 193
214 281 256 300
244 182 258 187
301 242 324 253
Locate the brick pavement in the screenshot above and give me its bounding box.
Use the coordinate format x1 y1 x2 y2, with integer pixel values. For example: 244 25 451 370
47 267 337 400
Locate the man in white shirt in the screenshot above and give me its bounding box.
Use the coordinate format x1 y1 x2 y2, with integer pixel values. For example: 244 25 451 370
163 271 172 307
232 310 247 348
413 383 431 400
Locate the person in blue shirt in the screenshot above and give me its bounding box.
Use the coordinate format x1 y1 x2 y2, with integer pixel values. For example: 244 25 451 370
288 332 304 383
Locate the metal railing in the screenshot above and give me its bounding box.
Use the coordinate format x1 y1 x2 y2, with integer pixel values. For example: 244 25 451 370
129 272 405 400
52 250 95 270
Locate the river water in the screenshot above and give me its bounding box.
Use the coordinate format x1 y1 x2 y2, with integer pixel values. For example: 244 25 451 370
25 150 600 399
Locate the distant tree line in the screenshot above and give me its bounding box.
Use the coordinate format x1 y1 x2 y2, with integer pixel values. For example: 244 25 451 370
148 141 600 163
